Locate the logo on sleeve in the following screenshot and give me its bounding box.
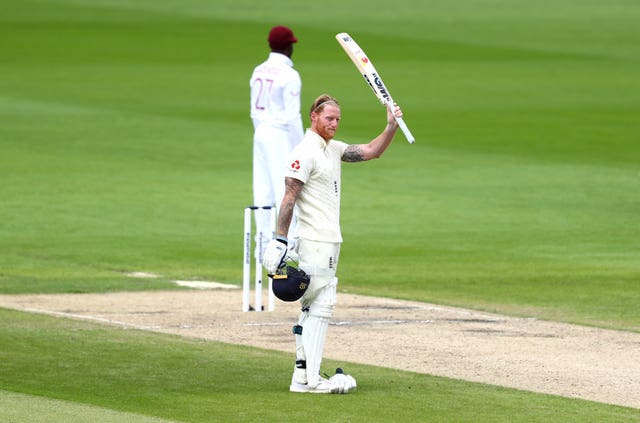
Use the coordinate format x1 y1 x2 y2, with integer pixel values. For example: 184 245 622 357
290 160 301 172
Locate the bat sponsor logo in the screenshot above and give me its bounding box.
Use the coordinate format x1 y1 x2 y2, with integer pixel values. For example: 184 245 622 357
362 74 376 93
335 32 415 143
372 73 391 101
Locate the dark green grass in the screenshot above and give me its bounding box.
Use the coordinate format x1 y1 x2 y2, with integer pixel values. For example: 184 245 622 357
1 309 638 422
1 0 638 330
1 0 640 419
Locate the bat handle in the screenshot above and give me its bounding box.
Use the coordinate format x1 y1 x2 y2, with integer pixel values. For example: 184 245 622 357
395 116 415 144
387 101 415 144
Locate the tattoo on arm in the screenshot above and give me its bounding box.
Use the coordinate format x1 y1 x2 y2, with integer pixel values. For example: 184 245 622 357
278 178 304 236
342 145 365 162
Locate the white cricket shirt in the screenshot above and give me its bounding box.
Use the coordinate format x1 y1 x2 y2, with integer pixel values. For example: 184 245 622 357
249 52 302 131
285 130 348 243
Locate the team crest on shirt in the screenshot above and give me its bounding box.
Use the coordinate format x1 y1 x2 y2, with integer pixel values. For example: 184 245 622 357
290 159 301 172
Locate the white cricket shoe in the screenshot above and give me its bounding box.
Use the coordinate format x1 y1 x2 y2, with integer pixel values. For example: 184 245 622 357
293 367 307 385
289 376 335 394
289 371 356 394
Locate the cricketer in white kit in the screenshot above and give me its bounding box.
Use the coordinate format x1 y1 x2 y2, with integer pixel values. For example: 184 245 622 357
250 26 304 256
263 94 404 394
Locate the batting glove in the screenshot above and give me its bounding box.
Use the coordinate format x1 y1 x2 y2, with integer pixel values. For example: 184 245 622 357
329 368 357 394
262 236 288 274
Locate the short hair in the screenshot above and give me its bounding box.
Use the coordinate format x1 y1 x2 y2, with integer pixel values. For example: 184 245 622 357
309 94 340 116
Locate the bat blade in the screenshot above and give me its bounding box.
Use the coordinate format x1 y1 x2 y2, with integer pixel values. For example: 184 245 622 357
336 32 415 144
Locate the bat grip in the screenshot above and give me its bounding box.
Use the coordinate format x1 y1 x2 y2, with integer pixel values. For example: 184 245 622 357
395 116 415 144
386 101 415 144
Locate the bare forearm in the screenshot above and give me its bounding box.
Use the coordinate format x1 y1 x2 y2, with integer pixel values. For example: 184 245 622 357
342 104 401 162
367 123 398 158
343 123 398 162
277 177 304 237
277 197 295 237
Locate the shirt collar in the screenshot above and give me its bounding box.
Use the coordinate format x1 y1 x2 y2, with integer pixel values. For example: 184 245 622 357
268 52 294 67
306 129 331 150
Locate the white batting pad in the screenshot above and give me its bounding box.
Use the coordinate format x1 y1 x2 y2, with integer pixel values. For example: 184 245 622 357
302 314 330 389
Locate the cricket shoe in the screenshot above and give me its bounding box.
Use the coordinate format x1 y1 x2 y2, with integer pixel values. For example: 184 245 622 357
292 367 307 385
289 377 336 394
289 371 356 394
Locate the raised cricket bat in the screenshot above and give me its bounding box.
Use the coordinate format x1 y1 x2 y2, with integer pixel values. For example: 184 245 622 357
335 32 415 144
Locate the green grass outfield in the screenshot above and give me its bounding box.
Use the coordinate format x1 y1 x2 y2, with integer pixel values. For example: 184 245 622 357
1 308 638 423
1 0 639 420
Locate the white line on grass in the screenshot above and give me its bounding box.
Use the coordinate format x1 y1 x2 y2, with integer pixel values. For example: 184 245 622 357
22 308 161 330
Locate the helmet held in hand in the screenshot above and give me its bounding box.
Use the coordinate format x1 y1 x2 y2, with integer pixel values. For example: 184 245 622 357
270 265 310 302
